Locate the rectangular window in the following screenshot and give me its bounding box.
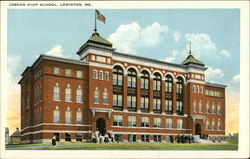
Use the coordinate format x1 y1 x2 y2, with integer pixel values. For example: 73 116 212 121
65 69 72 77
154 135 162 142
141 135 150 142
128 134 137 142
128 116 136 127
166 118 173 128
99 71 103 80
54 86 60 101
113 115 123 126
65 111 72 124
76 88 83 103
154 118 162 128
153 98 161 110
54 67 60 75
141 117 150 127
53 110 60 123
165 100 172 111
177 101 183 111
76 111 82 124
105 72 109 81
118 75 123 86
76 70 83 78
93 70 98 79
127 96 136 108
199 101 203 113
177 119 183 129
65 87 72 102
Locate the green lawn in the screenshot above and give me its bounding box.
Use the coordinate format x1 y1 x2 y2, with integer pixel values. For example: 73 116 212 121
6 141 238 150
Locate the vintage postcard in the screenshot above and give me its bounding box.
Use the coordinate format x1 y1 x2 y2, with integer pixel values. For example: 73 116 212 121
0 0 249 158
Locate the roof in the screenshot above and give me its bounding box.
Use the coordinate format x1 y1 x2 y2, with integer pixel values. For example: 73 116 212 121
10 128 21 137
77 32 114 55
182 54 205 67
205 82 227 88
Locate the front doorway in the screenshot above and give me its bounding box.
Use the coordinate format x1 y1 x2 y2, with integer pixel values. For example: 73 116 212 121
195 123 201 136
96 118 106 136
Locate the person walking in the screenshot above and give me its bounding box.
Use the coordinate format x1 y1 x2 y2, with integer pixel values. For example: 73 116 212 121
52 136 56 146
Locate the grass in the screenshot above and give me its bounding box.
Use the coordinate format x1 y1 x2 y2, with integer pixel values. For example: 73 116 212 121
6 141 238 150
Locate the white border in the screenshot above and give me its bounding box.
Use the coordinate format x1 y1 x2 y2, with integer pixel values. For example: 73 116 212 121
0 1 249 159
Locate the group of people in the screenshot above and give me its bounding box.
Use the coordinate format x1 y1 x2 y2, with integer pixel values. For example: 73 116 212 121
175 134 195 143
92 129 115 143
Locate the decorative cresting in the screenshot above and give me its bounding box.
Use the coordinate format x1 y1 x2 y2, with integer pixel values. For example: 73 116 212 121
191 115 206 124
91 108 113 119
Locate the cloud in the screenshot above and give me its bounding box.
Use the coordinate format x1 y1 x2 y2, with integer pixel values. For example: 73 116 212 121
233 74 240 82
44 45 65 57
172 31 181 42
108 22 169 54
220 50 231 57
205 66 224 82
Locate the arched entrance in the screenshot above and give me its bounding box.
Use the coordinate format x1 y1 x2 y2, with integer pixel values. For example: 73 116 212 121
96 118 106 136
195 123 201 136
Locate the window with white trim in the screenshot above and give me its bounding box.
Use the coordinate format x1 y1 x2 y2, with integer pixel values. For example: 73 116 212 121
165 100 172 111
166 118 173 129
93 70 98 79
113 115 123 126
53 106 60 123
53 83 60 101
199 100 203 113
65 107 72 124
212 102 216 114
65 84 72 102
206 101 210 113
193 85 196 93
104 71 109 81
141 117 149 127
218 118 221 130
76 70 83 78
217 102 221 115
154 118 162 128
128 116 137 127
54 67 60 75
177 101 183 111
206 119 210 130
193 99 197 112
99 71 103 80
65 69 72 77
76 85 83 103
94 87 99 104
127 95 136 108
212 118 215 130
177 119 183 129
76 108 82 124
103 88 108 105
141 97 149 109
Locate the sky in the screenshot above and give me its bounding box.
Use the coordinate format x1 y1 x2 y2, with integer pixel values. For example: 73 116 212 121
7 9 240 135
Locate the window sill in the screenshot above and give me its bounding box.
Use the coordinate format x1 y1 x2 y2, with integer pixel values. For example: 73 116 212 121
65 101 73 103
94 103 100 104
53 100 61 102
76 102 83 104
103 103 109 105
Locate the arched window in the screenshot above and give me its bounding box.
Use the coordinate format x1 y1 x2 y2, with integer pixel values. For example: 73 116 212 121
76 85 83 103
153 73 162 91
200 86 203 94
193 99 196 112
141 70 150 90
199 100 202 113
103 88 108 104
53 83 60 101
196 86 200 93
127 68 137 88
53 106 60 123
94 87 99 104
113 66 123 86
176 77 184 94
153 73 162 113
76 108 82 124
193 85 196 93
65 107 72 124
165 75 173 93
141 70 150 113
65 84 72 102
